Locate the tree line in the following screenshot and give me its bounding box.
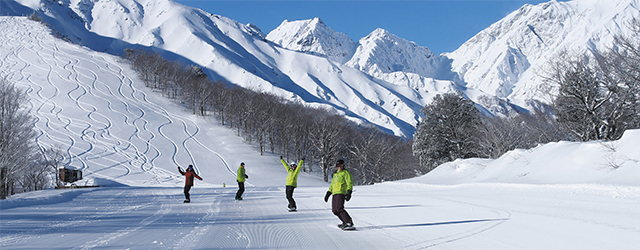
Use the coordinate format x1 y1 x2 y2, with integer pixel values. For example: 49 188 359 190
122 48 420 184
413 20 640 171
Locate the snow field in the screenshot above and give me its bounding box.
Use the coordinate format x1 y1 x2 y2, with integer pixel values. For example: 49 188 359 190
3 183 640 249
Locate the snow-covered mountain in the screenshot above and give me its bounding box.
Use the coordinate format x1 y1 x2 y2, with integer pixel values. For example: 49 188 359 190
446 0 640 109
2 0 443 137
2 0 639 137
268 0 640 115
344 28 447 80
267 19 460 115
266 17 357 64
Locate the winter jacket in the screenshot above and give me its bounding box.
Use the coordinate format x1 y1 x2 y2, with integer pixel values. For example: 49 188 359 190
282 159 303 187
237 166 246 182
328 168 353 195
179 168 202 186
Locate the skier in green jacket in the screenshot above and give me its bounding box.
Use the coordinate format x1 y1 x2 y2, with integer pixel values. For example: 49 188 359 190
236 162 248 200
281 156 304 211
324 159 355 230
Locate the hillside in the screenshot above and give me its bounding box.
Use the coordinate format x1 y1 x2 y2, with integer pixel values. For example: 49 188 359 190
1 0 436 137
0 16 302 188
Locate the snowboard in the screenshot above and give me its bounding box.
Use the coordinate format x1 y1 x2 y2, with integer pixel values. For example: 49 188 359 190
338 224 356 231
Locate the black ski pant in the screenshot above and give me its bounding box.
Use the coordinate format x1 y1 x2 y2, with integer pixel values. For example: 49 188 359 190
332 194 352 224
236 181 245 199
286 186 296 209
184 185 192 200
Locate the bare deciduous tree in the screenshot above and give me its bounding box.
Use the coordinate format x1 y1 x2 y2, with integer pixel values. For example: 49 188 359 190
0 78 39 199
309 114 349 182
545 51 638 141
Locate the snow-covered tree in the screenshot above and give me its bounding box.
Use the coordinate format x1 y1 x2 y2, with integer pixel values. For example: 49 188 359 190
548 52 638 141
412 92 483 171
309 114 348 182
0 78 38 199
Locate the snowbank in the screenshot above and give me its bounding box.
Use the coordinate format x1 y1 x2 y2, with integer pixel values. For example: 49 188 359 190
417 129 640 186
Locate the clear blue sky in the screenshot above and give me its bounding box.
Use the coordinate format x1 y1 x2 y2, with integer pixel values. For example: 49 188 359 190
174 0 551 54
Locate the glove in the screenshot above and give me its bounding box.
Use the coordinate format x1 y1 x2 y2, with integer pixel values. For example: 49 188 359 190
302 157 305 161
324 191 331 202
280 156 283 159
345 190 352 201
245 174 248 179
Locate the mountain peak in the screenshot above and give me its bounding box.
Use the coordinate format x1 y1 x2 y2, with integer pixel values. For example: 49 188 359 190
346 28 440 78
266 17 356 63
309 17 325 26
365 28 393 39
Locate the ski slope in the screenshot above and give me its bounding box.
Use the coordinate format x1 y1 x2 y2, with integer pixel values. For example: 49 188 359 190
2 180 639 249
1 16 640 249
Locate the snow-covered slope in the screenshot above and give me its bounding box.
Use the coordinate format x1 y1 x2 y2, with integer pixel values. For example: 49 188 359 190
0 15 280 188
446 0 640 109
2 0 441 137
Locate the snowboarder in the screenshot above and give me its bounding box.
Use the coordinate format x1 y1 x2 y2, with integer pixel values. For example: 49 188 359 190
281 156 304 211
324 159 355 230
236 162 248 200
178 165 203 203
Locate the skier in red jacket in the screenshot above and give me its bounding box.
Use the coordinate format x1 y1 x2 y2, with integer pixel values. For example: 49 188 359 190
178 165 203 203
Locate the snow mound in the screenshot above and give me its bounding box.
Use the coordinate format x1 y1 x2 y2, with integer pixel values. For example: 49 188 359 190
418 129 640 186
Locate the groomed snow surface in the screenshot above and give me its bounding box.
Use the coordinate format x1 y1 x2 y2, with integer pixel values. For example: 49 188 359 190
1 16 640 249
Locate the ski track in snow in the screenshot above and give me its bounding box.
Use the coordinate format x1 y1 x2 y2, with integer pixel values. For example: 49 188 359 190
0 17 231 187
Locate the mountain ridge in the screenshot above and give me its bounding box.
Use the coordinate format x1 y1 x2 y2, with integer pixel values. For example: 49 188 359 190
2 0 639 137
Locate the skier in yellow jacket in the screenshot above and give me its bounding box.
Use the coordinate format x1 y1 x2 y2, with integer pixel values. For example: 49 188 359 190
324 159 355 230
281 156 304 211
